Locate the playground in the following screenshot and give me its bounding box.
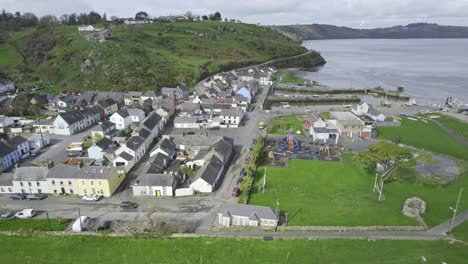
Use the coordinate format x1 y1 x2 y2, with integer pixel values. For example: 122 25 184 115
264 131 341 166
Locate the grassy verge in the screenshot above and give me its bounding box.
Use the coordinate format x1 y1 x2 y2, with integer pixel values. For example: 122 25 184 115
0 236 466 263
376 117 468 160
0 219 71 231
268 115 306 136
422 113 468 141
248 154 467 227
275 69 311 84
0 44 22 67
452 221 468 242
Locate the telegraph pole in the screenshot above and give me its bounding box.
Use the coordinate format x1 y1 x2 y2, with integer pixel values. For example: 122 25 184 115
449 188 463 231
78 208 82 231
45 210 52 231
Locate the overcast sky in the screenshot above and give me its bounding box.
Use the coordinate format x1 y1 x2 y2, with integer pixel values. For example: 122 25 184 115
2 0 468 28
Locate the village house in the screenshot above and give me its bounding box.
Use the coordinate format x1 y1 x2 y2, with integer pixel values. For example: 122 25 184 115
91 121 116 139
236 87 252 104
33 119 55 134
0 142 20 172
7 136 30 159
0 79 15 94
149 137 178 159
27 134 50 152
12 166 50 194
351 102 386 122
111 152 135 173
329 112 370 139
77 166 126 197
0 116 14 129
132 172 178 197
46 165 81 195
87 138 115 161
140 112 164 141
219 109 244 128
124 19 154 25
110 109 144 130
217 204 278 227
95 98 118 116
85 28 115 42
161 85 189 99
53 110 89 135
78 25 97 31
0 173 14 194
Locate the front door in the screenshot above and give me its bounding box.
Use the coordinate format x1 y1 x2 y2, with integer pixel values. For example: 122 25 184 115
156 190 161 197
61 187 65 194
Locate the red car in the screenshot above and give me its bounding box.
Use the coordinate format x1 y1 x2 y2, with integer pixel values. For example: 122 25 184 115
244 158 250 164
83 135 92 142
232 187 240 197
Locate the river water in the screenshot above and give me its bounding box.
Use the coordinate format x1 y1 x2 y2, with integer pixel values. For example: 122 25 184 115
299 39 468 105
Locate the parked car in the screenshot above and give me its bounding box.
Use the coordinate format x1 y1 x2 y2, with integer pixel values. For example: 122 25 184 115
26 193 47 200
83 135 92 142
231 187 240 197
82 194 102 202
244 158 250 164
15 209 35 219
120 201 138 209
72 216 90 232
239 168 246 177
0 211 14 218
97 220 111 231
9 193 26 200
186 131 196 135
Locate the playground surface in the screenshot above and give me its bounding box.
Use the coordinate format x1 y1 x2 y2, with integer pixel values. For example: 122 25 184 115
248 154 468 227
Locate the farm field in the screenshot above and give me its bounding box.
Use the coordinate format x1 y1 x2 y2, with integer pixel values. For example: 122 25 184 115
248 154 467 227
376 117 468 160
0 235 466 264
268 115 307 136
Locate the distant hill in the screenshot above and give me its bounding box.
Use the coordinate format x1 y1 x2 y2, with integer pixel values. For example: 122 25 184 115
0 21 324 91
274 23 468 40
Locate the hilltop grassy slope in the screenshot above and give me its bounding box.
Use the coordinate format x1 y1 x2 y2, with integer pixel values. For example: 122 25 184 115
3 22 324 91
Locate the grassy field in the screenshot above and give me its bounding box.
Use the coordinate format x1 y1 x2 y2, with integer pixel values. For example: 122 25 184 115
275 69 310 84
0 44 22 67
425 114 468 141
268 115 306 136
0 235 466 263
376 117 468 160
248 154 467 227
452 221 468 242
3 21 319 91
0 219 71 231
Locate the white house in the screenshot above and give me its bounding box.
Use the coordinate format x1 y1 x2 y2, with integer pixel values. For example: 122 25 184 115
78 25 97 31
189 155 224 193
219 109 244 128
0 173 14 194
0 115 15 128
7 136 30 159
53 111 88 135
132 173 178 197
115 136 146 162
27 134 50 151
217 204 278 227
13 166 50 194
140 112 164 141
112 152 136 173
174 116 200 129
110 110 133 130
309 120 340 144
127 108 145 123
149 138 178 159
351 102 369 115
87 138 114 161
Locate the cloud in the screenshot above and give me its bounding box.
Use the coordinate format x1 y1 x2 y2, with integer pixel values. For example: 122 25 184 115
1 0 468 27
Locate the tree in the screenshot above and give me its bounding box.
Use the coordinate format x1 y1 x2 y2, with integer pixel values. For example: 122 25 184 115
202 15 208 21
357 141 412 172
39 15 58 28
135 11 149 20
68 13 77 25
213 12 222 21
185 11 193 21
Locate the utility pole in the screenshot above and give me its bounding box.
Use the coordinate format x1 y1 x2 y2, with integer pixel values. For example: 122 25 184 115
45 210 52 231
449 187 463 231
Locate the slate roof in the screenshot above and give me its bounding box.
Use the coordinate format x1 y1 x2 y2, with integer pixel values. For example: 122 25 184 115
95 138 113 150
134 173 176 187
13 166 49 181
142 112 162 130
192 154 223 185
152 138 177 158
116 109 129 118
146 153 171 174
96 98 117 108
118 151 134 161
7 136 28 147
0 142 17 158
218 204 277 221
47 165 81 179
127 108 144 117
212 138 233 163
80 166 113 179
138 128 151 139
125 136 145 151
58 111 84 125
330 112 359 121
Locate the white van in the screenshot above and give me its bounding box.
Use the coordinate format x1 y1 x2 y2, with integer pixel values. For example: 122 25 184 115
15 209 36 219
72 216 90 232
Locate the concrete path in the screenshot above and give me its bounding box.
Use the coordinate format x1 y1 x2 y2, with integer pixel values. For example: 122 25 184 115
428 210 468 235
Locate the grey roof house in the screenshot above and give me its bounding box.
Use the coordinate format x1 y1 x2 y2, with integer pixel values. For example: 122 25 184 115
218 204 278 227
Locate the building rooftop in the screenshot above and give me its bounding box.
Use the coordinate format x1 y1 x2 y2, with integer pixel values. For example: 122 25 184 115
218 204 277 221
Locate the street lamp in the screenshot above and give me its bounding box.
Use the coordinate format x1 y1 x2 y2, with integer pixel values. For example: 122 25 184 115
448 188 463 232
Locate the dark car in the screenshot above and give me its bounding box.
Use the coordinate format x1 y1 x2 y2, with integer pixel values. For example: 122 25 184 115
9 193 26 200
97 220 111 231
239 168 246 177
26 193 47 200
186 131 196 135
0 211 14 218
120 201 138 209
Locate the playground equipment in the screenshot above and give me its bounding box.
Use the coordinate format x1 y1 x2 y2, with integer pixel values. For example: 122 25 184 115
313 144 331 160
282 131 301 151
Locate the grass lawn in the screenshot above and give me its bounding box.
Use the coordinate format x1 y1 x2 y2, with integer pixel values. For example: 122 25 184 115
268 115 306 136
249 154 468 227
424 113 468 141
275 69 311 84
376 117 468 160
0 219 71 231
0 236 466 264
452 221 468 242
319 111 330 120
0 44 22 66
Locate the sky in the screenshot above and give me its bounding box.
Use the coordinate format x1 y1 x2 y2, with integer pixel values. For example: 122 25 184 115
2 0 468 28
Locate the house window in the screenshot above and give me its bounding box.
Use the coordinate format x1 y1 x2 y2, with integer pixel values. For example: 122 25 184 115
51 180 55 185
21 189 25 193
8 187 12 192
36 182 40 187
68 181 72 186
60 181 63 185
100 190 103 195
82 180 85 186
90 181 94 186
38 189 42 193
0 188 4 192
20 182 23 186
83 189 87 194
98 181 102 186
70 189 74 194
54 190 57 194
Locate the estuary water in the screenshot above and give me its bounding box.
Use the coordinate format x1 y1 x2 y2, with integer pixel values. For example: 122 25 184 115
300 39 468 105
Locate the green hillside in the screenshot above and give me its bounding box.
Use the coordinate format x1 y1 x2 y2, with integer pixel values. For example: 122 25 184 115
2 21 321 91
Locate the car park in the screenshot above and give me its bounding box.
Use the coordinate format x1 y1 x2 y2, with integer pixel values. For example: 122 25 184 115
15 209 36 219
9 193 26 200
231 187 240 197
0 211 14 219
82 194 102 202
26 193 47 200
120 201 138 209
